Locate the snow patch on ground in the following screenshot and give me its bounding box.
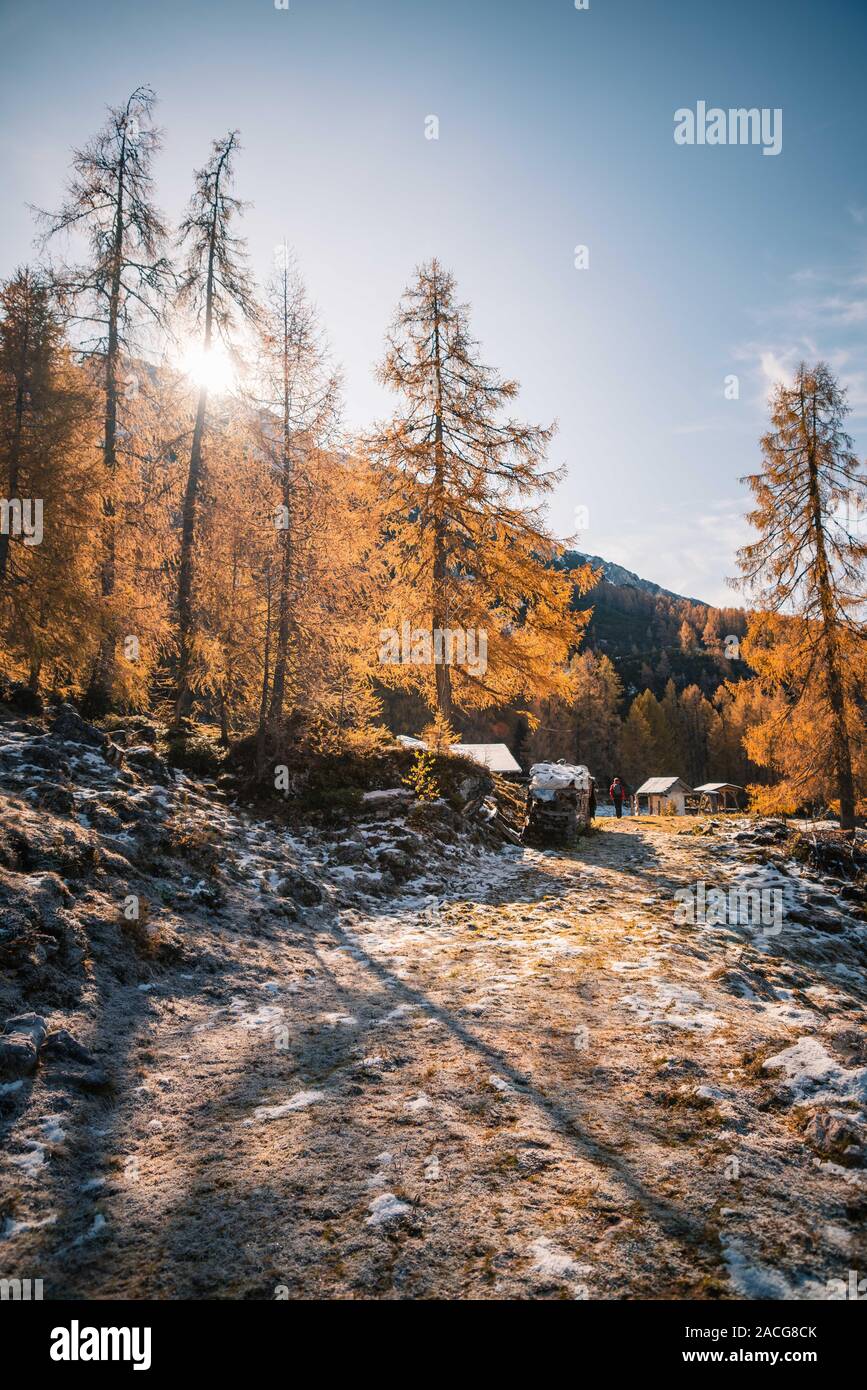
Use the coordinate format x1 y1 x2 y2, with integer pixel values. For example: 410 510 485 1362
528 1237 591 1296
9 1145 46 1176
366 1193 411 1226
405 1093 431 1112
763 1037 867 1104
252 1091 326 1121
622 980 721 1031
721 1237 796 1299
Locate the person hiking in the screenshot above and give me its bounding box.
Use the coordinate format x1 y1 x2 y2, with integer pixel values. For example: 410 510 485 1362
609 776 627 818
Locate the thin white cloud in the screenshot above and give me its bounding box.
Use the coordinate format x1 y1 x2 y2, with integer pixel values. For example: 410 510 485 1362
586 499 752 608
734 238 867 419
759 350 793 390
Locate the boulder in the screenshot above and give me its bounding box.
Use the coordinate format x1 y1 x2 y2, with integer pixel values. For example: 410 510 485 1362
188 878 225 910
361 788 414 811
788 906 845 934
4 1012 49 1048
59 1065 111 1093
52 703 108 750
376 848 415 882
41 1027 96 1065
803 1109 864 1164
35 783 76 816
407 798 462 842
760 820 789 838
0 920 59 970
275 869 323 906
458 773 492 804
332 840 366 865
0 1033 38 1077
1 736 65 771
0 869 88 974
125 745 172 786
0 804 99 879
2 683 44 716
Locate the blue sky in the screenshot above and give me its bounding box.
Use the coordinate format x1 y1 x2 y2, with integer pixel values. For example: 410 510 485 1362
1 0 865 604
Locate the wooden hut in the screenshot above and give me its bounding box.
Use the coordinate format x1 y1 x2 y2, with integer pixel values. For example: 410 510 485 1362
693 782 746 812
634 776 692 816
396 735 522 775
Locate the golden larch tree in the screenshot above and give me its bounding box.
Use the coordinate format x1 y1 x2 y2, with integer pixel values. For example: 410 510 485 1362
735 363 866 825
366 259 592 724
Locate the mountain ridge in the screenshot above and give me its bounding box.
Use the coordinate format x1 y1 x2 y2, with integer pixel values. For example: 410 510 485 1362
560 549 710 608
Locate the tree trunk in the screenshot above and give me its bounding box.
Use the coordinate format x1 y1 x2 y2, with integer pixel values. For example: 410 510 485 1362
432 528 453 723
0 373 25 585
430 274 453 723
170 138 233 728
27 598 47 694
255 570 273 773
218 689 229 747
266 513 292 727
173 383 208 724
173 142 229 727
266 263 294 731
86 129 128 716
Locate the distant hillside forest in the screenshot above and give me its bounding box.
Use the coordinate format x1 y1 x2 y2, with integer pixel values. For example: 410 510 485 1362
381 573 757 793
565 567 749 696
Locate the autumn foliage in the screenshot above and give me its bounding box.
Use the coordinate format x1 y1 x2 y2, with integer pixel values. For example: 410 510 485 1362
1 93 865 824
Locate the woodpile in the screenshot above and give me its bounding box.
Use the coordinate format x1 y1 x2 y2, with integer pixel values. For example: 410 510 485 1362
791 827 867 881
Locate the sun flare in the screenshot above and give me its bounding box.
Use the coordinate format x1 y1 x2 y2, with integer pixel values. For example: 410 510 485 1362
181 342 235 394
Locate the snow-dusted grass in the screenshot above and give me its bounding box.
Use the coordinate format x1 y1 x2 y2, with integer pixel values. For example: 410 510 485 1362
1 716 865 1299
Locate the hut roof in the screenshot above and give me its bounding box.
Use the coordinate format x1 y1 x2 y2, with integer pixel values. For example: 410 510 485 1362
396 735 521 774
635 776 692 795
456 743 522 773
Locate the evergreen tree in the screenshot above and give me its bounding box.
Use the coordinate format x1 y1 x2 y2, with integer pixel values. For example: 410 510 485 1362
735 363 866 825
678 683 714 787
620 699 654 790
366 259 591 722
0 270 99 691
255 248 341 736
37 86 172 711
173 130 257 723
0 270 59 586
572 651 622 776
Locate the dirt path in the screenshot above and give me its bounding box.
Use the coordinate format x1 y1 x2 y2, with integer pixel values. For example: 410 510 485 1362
4 812 866 1300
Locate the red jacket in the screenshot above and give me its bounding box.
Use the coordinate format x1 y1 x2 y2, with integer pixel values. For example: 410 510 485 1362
609 781 625 800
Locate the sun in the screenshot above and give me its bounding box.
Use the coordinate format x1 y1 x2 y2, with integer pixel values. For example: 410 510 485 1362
181 341 236 394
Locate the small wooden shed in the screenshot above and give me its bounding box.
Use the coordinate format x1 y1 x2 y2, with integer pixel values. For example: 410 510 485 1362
452 743 522 774
693 782 746 812
634 776 693 816
396 735 522 775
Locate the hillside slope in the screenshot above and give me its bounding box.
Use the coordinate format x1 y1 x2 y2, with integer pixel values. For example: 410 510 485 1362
1 705 865 1299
